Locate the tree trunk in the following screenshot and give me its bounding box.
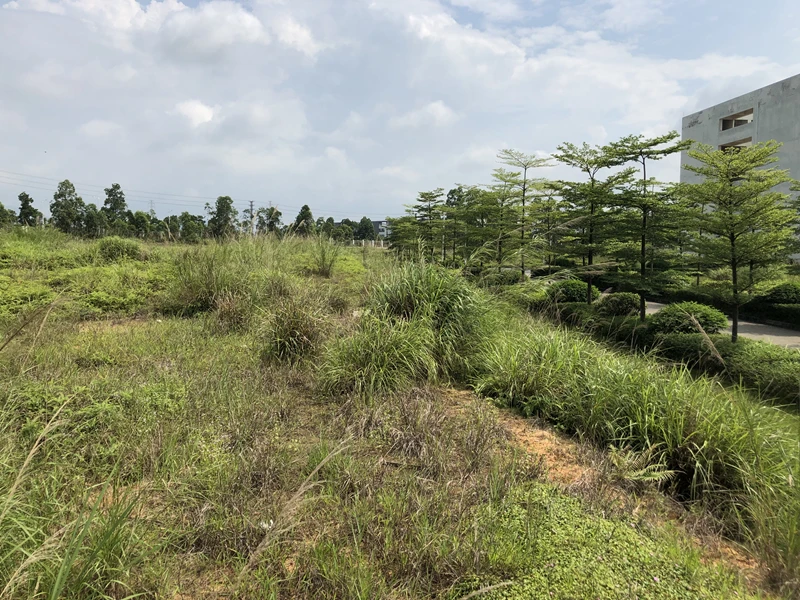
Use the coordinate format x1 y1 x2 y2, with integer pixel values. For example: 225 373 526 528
731 235 738 343
640 208 647 321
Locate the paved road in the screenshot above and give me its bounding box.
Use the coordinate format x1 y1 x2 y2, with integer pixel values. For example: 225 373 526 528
646 302 800 349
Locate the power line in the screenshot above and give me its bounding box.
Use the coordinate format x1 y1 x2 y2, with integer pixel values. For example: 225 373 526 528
0 168 393 219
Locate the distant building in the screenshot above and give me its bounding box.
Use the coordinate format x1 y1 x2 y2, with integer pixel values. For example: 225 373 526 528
372 220 391 238
681 74 800 194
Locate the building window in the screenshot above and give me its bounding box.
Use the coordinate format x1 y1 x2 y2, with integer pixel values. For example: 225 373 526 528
720 108 754 131
720 137 753 153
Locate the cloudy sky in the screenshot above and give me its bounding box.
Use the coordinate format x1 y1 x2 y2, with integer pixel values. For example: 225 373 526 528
1 0 799 220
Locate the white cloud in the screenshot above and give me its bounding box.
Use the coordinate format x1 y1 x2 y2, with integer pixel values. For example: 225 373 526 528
271 15 323 57
175 100 216 127
560 0 673 32
0 109 27 132
376 165 419 181
79 119 122 137
3 0 64 14
445 0 526 21
389 101 460 128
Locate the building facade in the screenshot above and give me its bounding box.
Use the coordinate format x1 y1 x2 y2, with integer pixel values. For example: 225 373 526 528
680 74 800 193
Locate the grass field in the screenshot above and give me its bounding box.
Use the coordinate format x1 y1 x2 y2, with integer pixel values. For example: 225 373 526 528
1 229 798 599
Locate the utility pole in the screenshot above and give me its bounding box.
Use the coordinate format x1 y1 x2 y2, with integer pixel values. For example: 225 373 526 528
249 200 255 235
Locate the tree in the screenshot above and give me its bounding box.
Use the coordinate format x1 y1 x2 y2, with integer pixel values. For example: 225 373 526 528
355 216 376 241
552 143 629 304
179 212 205 243
130 210 152 238
206 196 238 238
333 223 354 243
497 149 552 277
0 202 15 227
320 217 335 237
256 206 282 234
83 204 108 238
409 189 445 259
681 141 799 342
102 184 128 230
17 192 41 227
50 180 86 234
487 168 522 272
604 132 692 319
292 204 315 236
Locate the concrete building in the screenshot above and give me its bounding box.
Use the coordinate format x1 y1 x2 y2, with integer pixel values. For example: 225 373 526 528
681 74 800 193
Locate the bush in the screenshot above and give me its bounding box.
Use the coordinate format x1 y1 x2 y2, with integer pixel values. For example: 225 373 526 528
97 237 143 263
318 315 437 398
501 281 548 313
260 297 327 364
657 333 800 407
546 280 600 304
556 302 598 327
598 292 640 317
481 269 523 287
760 282 800 305
648 302 728 335
368 262 493 380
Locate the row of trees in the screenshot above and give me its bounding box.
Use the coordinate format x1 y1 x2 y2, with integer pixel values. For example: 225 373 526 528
0 183 382 243
388 132 800 342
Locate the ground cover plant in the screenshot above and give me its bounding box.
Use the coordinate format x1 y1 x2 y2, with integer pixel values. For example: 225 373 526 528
1 230 797 598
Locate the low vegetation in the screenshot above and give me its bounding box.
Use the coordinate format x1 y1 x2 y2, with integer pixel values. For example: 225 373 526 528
1 231 798 598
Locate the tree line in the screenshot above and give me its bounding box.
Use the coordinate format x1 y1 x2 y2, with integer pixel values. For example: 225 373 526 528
387 132 800 342
0 182 381 243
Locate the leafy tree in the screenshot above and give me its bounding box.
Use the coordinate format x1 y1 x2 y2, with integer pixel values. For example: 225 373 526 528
497 149 552 276
552 143 628 304
83 204 108 238
487 168 522 272
355 216 376 241
256 206 282 234
681 141 799 342
50 180 86 235
179 212 205 243
0 202 15 227
102 183 128 229
17 192 41 226
320 217 336 237
604 132 692 319
292 204 315 236
409 189 445 259
130 211 152 238
206 196 238 238
333 222 354 243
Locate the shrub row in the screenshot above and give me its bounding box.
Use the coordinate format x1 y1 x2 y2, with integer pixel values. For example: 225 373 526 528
317 262 799 589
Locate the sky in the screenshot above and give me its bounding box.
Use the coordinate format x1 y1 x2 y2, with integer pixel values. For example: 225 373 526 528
1 0 799 221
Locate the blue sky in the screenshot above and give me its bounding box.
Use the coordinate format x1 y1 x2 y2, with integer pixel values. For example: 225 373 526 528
1 0 798 220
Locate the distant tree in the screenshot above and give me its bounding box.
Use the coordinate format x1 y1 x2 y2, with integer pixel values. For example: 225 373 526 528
681 141 799 342
0 202 15 227
355 216 376 241
102 184 128 230
320 217 335 237
340 218 356 230
256 206 282 234
83 204 108 238
50 180 86 234
292 204 315 236
552 143 629 304
130 210 151 238
179 212 205 243
604 132 692 320
497 149 552 276
332 223 354 242
409 189 445 258
206 196 238 238
17 192 41 226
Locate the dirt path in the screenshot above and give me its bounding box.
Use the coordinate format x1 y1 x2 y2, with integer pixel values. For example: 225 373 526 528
646 301 800 349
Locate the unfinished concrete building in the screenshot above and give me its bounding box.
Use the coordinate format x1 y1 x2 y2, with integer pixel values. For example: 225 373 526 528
681 74 800 193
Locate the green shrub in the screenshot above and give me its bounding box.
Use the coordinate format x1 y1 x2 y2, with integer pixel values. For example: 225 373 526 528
598 292 640 317
649 302 728 335
260 297 327 364
309 235 341 278
472 319 799 583
501 281 548 313
318 315 437 398
97 237 143 263
481 269 523 287
658 333 800 407
760 282 800 305
556 302 598 327
368 262 493 380
546 280 600 304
